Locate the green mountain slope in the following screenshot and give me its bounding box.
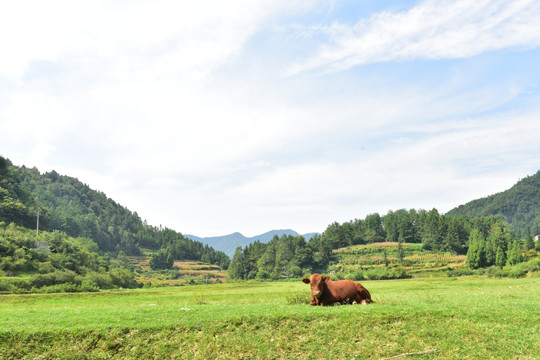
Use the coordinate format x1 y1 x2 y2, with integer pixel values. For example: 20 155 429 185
447 171 540 237
1 224 137 293
0 156 229 269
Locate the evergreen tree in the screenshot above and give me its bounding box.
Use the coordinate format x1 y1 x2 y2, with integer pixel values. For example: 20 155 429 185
525 233 535 250
383 211 398 242
444 216 468 254
467 229 486 269
485 236 496 267
495 246 506 269
507 241 523 266
228 247 245 280
364 213 386 243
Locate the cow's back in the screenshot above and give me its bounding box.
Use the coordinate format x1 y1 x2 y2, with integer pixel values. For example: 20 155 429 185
354 282 373 303
325 280 361 303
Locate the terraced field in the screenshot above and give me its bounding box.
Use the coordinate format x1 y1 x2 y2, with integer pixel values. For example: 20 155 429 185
127 256 227 285
332 242 468 276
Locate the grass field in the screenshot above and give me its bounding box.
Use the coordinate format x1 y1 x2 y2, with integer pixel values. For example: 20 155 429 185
1 276 539 359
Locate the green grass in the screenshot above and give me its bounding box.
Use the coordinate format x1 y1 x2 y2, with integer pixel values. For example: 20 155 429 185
1 277 539 359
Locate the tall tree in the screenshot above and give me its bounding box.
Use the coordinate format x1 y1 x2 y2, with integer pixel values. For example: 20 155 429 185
364 213 386 243
467 229 486 269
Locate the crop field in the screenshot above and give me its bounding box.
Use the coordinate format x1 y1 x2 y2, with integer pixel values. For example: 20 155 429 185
1 276 539 359
333 243 469 276
127 257 226 286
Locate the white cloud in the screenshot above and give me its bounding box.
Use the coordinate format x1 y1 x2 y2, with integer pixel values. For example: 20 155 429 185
288 0 540 74
1 1 539 237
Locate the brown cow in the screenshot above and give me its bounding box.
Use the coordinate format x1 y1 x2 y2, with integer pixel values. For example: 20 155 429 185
302 273 373 306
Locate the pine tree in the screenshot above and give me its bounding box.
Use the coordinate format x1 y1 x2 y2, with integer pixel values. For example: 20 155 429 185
495 246 506 269
467 229 486 269
507 241 523 266
228 247 245 280
525 234 535 250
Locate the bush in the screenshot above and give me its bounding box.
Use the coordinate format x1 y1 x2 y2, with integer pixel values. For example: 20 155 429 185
445 267 475 277
30 270 82 288
85 271 114 289
0 278 30 293
109 268 137 288
364 268 411 280
80 279 100 292
489 268 525 279
489 258 540 278
38 262 55 274
519 257 540 272
344 270 365 281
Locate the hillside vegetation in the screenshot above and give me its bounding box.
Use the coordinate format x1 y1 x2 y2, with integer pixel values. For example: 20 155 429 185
1 156 232 293
0 224 136 293
447 170 540 237
3 154 539 290
1 156 229 267
229 206 539 280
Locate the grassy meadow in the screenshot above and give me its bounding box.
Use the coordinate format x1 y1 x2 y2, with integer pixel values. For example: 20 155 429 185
1 276 539 359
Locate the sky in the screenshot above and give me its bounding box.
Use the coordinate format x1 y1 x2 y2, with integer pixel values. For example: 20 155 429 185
1 0 540 237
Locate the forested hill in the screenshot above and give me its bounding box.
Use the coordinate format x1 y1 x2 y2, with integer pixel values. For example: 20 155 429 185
0 156 229 269
447 171 540 237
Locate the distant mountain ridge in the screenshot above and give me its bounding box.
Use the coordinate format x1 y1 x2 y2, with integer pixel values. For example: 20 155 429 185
186 230 320 257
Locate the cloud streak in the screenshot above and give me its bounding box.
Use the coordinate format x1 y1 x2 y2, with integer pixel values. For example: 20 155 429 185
288 0 540 74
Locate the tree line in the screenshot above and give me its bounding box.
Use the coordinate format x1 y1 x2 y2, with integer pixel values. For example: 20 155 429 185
228 234 327 280
228 208 537 280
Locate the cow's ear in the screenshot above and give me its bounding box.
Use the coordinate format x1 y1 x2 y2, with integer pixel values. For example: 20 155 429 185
323 276 330 282
302 278 310 284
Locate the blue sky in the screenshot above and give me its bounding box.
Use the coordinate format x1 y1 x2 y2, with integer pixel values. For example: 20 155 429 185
1 0 539 237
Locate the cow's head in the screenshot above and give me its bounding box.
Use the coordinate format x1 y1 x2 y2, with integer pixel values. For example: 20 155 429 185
302 273 330 299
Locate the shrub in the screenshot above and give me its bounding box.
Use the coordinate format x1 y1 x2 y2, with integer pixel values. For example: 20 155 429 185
30 270 82 288
365 268 411 280
109 268 137 288
38 262 55 274
80 279 100 292
445 267 474 277
85 271 114 289
0 278 30 293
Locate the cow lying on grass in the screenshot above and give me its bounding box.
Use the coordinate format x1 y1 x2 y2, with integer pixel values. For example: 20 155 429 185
302 273 373 306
